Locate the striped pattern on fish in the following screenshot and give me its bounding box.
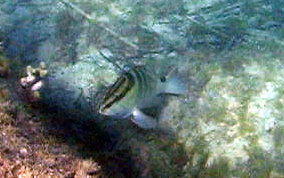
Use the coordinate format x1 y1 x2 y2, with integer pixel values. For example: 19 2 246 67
100 72 135 112
98 65 186 129
100 66 153 113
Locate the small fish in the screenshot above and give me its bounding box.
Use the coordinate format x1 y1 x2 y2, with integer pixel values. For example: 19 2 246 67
99 66 186 129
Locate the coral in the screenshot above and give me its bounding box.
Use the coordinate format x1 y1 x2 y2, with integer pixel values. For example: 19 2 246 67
19 62 48 103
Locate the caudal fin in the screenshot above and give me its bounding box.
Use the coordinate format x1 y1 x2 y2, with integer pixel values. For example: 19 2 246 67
161 68 187 95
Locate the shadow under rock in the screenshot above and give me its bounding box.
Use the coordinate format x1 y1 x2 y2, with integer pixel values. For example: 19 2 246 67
24 99 192 178
37 108 140 178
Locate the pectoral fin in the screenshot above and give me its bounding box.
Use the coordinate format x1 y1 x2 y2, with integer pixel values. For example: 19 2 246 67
131 108 157 129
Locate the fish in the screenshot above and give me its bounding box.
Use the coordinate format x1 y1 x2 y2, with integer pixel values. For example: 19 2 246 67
98 65 186 129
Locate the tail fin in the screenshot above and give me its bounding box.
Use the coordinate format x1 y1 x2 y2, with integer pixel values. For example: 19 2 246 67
160 68 187 96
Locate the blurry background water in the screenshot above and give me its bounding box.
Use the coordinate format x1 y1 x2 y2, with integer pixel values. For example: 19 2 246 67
1 0 284 177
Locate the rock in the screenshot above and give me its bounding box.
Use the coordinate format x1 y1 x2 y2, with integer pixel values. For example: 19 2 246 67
2 0 284 177
75 160 101 178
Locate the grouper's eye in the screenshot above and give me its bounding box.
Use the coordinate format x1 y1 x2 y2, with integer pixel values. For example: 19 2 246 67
160 76 166 82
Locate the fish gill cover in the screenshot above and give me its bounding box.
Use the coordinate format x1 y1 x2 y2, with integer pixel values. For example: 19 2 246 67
1 0 284 177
